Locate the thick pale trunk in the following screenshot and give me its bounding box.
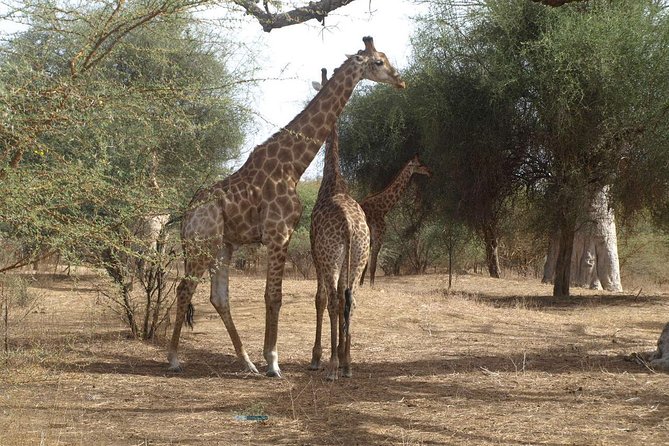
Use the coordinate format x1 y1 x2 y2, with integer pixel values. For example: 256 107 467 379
592 188 622 291
543 187 622 292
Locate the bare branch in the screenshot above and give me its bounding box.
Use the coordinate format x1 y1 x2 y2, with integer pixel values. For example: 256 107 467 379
530 0 588 6
231 0 357 32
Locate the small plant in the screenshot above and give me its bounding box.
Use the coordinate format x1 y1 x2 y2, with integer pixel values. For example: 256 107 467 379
100 221 179 340
1 274 40 355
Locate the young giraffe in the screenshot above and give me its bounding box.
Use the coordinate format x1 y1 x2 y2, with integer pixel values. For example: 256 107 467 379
167 37 405 377
309 68 369 380
359 155 431 287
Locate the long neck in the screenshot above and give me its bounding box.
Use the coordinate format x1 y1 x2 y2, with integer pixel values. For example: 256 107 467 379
363 162 416 214
317 123 348 199
239 57 363 182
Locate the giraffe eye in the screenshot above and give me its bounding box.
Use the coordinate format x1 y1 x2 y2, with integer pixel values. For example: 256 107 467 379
374 60 384 66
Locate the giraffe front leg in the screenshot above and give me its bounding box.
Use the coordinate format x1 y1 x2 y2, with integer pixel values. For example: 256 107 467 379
262 242 289 378
210 245 259 374
309 279 327 370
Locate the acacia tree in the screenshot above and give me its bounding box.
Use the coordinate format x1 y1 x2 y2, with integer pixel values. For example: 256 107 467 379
338 15 526 279
407 65 525 279
0 5 254 337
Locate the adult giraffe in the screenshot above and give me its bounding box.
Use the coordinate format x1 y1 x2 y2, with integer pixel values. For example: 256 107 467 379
359 155 431 287
309 68 369 380
167 37 405 377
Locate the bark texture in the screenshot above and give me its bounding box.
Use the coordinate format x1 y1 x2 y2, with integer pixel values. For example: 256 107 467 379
482 223 501 278
543 187 622 292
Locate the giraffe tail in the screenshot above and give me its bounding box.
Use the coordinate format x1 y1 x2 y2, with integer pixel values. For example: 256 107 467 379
343 288 352 335
185 303 195 329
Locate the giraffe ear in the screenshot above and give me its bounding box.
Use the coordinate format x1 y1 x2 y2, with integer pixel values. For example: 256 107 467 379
312 81 322 92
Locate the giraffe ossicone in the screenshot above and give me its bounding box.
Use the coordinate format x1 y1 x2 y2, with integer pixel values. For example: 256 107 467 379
167 37 405 378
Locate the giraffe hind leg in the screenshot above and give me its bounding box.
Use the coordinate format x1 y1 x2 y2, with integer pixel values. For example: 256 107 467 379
324 274 340 381
340 234 368 378
309 278 327 370
167 260 207 372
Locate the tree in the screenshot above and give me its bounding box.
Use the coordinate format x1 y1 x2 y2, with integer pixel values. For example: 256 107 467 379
408 66 525 279
515 0 669 296
420 0 669 296
542 186 623 291
0 5 253 337
338 7 526 279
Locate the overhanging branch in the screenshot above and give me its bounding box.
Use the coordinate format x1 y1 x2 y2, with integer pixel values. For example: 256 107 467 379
232 0 357 32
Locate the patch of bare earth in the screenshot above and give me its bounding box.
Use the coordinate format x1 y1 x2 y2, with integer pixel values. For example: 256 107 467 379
1 271 668 445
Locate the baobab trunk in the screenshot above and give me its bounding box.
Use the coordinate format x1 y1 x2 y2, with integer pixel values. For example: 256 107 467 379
543 186 622 293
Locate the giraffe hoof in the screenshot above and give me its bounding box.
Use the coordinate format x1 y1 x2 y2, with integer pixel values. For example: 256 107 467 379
245 363 260 375
167 364 183 373
308 360 321 371
266 369 282 378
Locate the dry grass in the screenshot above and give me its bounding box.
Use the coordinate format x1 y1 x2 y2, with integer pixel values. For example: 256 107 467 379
1 270 668 445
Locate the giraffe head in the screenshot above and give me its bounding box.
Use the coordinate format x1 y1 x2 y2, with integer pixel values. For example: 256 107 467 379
348 36 406 89
408 154 432 177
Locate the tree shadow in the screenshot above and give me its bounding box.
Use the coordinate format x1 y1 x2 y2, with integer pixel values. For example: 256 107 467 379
471 293 668 310
265 352 667 445
16 271 103 293
29 330 668 445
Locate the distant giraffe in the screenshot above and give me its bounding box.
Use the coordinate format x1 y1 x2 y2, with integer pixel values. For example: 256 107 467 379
167 37 405 377
309 68 369 380
359 155 431 286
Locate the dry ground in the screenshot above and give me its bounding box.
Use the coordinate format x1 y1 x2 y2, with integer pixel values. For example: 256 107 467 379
1 270 668 445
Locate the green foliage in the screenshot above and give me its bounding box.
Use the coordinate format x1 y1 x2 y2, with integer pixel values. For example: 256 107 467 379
618 214 669 287
286 180 320 278
340 0 669 286
339 85 419 197
0 2 255 335
295 180 320 231
0 6 253 270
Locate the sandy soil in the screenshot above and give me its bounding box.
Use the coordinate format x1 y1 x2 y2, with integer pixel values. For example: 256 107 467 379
1 270 668 445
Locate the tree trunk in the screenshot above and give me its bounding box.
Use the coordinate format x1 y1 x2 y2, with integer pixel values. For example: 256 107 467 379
448 243 453 291
591 188 622 291
482 225 501 278
543 186 622 292
553 224 575 297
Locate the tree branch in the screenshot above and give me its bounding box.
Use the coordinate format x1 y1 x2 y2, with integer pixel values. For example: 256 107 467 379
531 0 588 6
232 0 357 32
